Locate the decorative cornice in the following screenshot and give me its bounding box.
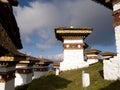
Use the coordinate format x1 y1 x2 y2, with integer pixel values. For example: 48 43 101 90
0 61 18 67
85 48 101 54
35 60 52 65
53 62 60 67
62 36 86 40
113 9 120 15
87 56 98 59
0 56 14 61
113 21 120 27
0 55 26 62
112 0 120 5
91 0 113 10
0 70 15 82
19 60 30 64
16 68 33 74
113 9 120 26
100 51 117 56
55 26 92 41
56 30 92 34
33 68 48 71
92 0 120 9
63 43 84 49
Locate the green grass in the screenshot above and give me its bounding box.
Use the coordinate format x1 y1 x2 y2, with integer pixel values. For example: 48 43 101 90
15 62 120 90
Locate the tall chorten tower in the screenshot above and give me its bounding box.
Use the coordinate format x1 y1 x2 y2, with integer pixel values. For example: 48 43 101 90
55 25 92 71
113 0 120 57
92 0 120 56
92 0 120 80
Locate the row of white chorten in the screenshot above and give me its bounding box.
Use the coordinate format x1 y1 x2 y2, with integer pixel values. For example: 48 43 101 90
0 56 53 88
54 0 120 81
54 25 119 80
1 0 120 90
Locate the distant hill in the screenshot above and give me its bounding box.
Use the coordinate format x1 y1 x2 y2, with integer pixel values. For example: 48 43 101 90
15 62 120 90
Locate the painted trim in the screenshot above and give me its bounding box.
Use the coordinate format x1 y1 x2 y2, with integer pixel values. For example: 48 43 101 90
63 43 84 49
16 68 33 74
0 70 15 82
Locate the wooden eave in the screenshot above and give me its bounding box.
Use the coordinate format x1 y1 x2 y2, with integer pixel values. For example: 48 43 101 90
0 0 18 6
85 48 101 54
55 27 93 30
40 58 53 64
0 54 26 61
42 59 53 64
92 0 113 9
8 0 19 6
27 56 39 61
18 58 37 64
0 22 21 56
26 56 40 64
36 61 45 65
0 45 9 56
84 42 89 49
0 2 23 49
100 51 117 56
55 28 92 41
53 61 60 67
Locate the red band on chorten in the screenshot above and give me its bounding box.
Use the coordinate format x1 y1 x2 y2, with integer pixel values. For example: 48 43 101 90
63 43 84 49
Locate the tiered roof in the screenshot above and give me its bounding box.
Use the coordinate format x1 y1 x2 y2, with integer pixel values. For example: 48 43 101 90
100 51 117 56
92 0 119 10
55 26 92 41
0 0 23 56
92 0 112 9
85 48 101 54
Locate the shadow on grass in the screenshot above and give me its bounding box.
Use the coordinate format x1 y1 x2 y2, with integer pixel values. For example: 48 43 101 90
15 84 29 90
99 70 104 78
100 80 120 90
16 74 72 90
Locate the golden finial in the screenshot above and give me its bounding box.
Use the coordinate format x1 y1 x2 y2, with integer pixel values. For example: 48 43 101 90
70 25 74 28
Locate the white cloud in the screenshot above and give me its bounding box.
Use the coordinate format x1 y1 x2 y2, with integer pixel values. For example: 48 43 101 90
36 43 52 50
14 0 115 55
24 36 32 44
45 53 63 61
14 1 62 35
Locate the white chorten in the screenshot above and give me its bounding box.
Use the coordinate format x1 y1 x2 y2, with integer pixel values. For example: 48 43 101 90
85 48 101 65
92 0 120 80
55 25 92 71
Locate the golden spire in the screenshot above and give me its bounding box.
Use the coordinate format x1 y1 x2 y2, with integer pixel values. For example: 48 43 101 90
70 25 74 28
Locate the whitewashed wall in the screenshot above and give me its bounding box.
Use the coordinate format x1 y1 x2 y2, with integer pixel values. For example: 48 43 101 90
113 2 120 11
60 39 89 71
15 73 33 87
15 65 33 86
113 1 120 56
32 71 47 79
103 59 120 80
103 1 120 80
115 25 120 56
86 54 98 65
0 79 14 90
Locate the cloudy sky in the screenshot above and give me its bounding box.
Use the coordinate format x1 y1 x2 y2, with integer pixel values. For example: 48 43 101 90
13 0 116 58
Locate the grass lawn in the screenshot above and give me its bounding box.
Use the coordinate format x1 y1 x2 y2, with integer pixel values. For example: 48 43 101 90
15 62 120 90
